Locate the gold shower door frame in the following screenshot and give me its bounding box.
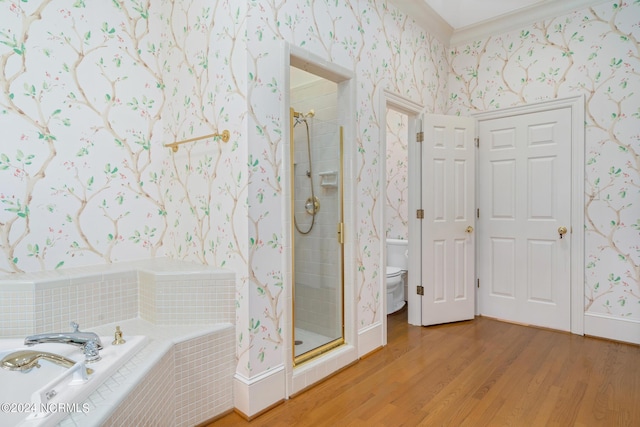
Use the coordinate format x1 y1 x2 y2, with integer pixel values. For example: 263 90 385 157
290 108 345 366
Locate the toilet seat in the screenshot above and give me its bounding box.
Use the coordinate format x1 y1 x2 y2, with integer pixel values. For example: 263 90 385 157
386 239 408 315
386 266 403 278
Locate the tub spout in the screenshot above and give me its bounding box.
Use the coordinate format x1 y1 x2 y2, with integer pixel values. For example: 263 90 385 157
24 321 103 350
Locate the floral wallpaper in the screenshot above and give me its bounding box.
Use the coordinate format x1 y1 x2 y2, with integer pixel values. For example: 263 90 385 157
385 108 409 240
3 0 634 384
447 1 640 320
244 0 448 368
0 0 447 378
0 0 246 272
0 0 251 366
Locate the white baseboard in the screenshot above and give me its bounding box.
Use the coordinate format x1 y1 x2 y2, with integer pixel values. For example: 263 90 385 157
584 313 640 345
290 344 357 396
358 322 384 358
233 365 285 418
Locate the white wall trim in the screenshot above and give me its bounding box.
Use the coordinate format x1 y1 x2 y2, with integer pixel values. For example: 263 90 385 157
233 366 286 418
291 344 358 396
584 313 640 345
389 0 611 48
474 95 586 336
382 90 424 329
289 45 353 83
357 322 383 358
384 91 425 116
450 0 611 46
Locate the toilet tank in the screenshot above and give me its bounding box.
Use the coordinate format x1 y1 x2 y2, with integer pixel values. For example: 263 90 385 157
386 239 408 270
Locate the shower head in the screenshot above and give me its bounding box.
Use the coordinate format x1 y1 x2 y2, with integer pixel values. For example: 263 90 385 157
293 109 315 119
293 109 315 127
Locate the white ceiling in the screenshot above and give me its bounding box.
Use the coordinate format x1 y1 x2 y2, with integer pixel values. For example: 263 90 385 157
389 0 610 46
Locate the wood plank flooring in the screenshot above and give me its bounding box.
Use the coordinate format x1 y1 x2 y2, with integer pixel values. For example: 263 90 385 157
210 310 640 426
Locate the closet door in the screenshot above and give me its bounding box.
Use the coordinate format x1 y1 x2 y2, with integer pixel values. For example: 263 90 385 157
477 107 572 331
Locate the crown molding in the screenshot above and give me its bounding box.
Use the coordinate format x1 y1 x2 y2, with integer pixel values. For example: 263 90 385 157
389 0 612 48
388 0 453 45
450 0 611 46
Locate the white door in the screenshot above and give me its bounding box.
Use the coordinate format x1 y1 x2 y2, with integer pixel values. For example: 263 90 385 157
477 107 572 331
421 115 476 326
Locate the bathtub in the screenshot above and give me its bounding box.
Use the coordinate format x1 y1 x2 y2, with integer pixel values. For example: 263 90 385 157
0 335 146 427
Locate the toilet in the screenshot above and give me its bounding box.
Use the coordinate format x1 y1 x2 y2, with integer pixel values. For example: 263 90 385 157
386 238 408 315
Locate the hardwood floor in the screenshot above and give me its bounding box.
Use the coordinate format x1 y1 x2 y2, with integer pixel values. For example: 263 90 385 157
210 310 640 426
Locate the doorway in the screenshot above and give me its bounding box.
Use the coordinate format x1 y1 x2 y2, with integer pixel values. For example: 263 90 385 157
413 96 584 334
382 91 424 336
285 45 358 399
290 67 344 365
474 96 585 334
477 107 571 330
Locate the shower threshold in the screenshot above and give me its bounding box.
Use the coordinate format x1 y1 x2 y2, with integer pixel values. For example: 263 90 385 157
294 328 333 357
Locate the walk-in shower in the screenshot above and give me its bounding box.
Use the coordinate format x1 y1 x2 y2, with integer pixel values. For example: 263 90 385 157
290 66 344 365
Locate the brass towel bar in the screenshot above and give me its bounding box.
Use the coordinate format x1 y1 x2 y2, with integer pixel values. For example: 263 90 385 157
164 129 230 152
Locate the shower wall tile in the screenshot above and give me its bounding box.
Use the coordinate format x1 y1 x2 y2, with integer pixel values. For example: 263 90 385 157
295 283 340 338
292 73 342 333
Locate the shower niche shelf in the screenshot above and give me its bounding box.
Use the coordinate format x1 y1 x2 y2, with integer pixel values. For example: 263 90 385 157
319 170 338 188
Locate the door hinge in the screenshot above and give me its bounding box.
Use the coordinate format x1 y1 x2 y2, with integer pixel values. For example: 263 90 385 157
417 131 424 143
337 222 344 244
477 279 480 288
477 208 480 218
475 137 479 147
416 209 424 219
417 285 424 296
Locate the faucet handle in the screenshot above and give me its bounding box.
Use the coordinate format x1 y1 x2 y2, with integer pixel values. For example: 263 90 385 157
70 321 80 332
83 340 101 363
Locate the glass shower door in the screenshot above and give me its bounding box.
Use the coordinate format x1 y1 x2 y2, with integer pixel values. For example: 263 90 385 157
291 105 344 366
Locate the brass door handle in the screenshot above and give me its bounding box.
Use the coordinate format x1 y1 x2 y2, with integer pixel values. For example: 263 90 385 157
558 226 567 239
465 226 474 233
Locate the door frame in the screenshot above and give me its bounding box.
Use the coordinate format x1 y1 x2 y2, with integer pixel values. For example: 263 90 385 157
381 90 424 334
285 43 359 397
473 95 585 335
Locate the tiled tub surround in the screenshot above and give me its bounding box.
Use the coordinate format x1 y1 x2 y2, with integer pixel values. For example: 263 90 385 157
62 320 235 427
0 259 235 426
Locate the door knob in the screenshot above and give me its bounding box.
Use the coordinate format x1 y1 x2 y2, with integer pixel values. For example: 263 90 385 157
558 226 567 239
465 226 474 233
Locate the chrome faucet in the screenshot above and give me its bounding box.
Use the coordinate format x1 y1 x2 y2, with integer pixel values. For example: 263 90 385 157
25 322 103 350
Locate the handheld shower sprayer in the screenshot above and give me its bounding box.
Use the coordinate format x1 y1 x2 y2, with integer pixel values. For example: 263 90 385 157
292 107 318 234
